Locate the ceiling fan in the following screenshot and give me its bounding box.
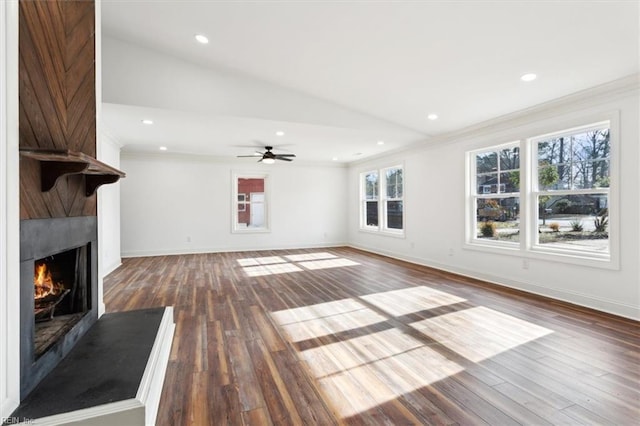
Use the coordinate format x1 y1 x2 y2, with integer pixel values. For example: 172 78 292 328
237 146 296 164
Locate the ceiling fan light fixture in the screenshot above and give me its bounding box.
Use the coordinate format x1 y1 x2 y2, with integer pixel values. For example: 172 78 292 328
262 158 275 164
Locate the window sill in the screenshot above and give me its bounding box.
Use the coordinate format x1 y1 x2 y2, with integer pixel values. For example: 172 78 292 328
464 240 617 270
232 227 271 234
359 227 406 239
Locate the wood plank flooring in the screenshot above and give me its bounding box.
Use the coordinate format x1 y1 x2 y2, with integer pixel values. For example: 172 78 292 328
104 247 640 425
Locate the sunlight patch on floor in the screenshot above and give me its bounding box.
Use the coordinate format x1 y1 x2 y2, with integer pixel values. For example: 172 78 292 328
361 286 467 316
242 262 303 277
272 298 369 325
284 252 338 262
239 253 359 277
300 328 464 417
270 284 555 419
298 258 360 270
411 306 553 362
271 299 387 342
236 256 287 266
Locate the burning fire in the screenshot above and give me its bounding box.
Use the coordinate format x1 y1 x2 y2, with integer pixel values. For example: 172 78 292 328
34 262 64 299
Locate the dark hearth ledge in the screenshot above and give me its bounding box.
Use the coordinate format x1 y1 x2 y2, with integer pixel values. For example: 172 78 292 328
10 307 175 425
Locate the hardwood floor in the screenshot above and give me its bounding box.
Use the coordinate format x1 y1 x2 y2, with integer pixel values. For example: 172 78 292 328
104 247 640 425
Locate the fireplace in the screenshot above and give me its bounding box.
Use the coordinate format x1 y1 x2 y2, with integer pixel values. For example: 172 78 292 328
20 216 98 398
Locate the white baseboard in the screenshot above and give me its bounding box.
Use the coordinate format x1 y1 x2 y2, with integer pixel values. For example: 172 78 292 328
121 242 348 258
101 260 122 277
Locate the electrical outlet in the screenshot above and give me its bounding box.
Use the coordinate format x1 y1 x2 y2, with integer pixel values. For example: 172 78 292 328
522 259 529 269
186 236 191 243
448 248 454 256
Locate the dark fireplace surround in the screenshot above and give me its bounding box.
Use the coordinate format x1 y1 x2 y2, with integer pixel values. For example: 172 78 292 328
20 216 99 399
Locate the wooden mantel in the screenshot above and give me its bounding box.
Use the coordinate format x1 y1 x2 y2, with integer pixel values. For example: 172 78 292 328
20 148 126 196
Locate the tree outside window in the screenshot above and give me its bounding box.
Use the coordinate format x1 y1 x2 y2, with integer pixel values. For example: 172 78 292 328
467 121 613 263
364 171 379 227
534 126 610 253
385 168 403 230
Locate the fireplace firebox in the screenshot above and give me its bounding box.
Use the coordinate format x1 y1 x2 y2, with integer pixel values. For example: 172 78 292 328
33 244 91 358
20 216 98 398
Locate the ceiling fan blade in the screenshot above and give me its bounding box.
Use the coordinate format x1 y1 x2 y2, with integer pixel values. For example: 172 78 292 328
276 156 293 162
275 154 296 157
237 155 260 158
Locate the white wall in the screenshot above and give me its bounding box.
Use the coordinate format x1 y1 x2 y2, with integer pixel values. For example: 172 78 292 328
97 132 122 276
348 78 640 320
1 0 21 418
120 154 348 256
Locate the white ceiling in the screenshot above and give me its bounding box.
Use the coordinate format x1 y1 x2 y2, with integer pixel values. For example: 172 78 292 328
100 0 639 163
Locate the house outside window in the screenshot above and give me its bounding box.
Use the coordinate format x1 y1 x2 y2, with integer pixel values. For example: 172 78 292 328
467 120 614 267
232 173 269 233
360 165 404 235
471 144 521 245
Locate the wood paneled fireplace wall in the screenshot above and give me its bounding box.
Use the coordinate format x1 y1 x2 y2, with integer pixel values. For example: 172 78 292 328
19 0 97 219
18 0 123 399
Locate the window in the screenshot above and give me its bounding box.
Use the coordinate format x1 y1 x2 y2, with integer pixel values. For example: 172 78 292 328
363 171 379 227
360 165 404 234
471 144 521 245
237 194 246 212
467 120 614 266
533 124 610 254
232 174 269 232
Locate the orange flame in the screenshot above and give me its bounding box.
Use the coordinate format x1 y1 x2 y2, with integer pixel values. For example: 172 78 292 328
34 262 64 299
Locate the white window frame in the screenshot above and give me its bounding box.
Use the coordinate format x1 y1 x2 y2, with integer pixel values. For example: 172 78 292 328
231 172 270 233
465 114 619 270
468 142 521 250
237 193 246 212
359 164 405 236
360 170 379 231
528 121 613 261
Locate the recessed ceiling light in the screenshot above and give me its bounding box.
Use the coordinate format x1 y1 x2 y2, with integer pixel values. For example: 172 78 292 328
377 140 385 145
159 146 167 151
195 34 209 44
521 73 537 82
332 157 338 161
427 113 438 121
276 131 285 136
141 119 153 125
